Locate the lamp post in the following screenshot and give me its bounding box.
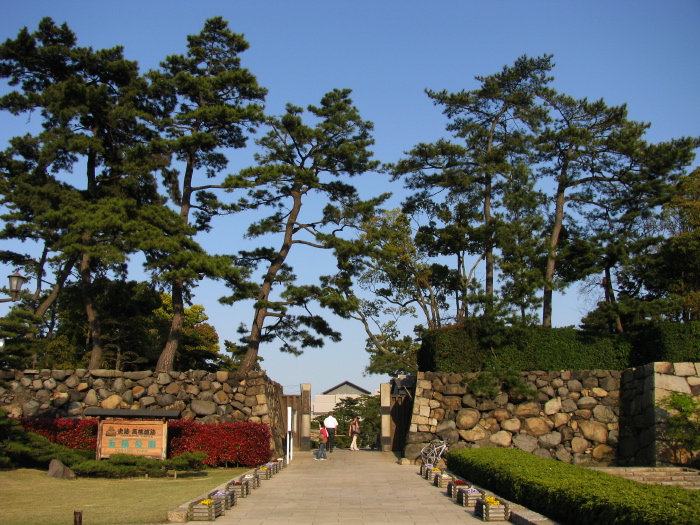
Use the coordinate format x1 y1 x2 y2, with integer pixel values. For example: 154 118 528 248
0 272 28 303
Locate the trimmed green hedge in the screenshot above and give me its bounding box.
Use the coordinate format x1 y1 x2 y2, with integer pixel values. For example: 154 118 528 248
630 322 700 364
419 320 700 373
445 448 700 525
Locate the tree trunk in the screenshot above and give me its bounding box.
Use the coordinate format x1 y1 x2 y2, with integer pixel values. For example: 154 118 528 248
28 256 77 339
484 172 494 314
158 153 195 372
156 277 185 372
236 190 303 377
81 251 104 370
603 268 624 333
543 173 568 328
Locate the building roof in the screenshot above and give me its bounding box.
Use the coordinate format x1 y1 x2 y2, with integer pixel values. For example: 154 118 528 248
322 380 371 396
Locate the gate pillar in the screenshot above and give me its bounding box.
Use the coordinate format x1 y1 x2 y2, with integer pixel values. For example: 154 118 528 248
300 383 311 451
380 383 391 451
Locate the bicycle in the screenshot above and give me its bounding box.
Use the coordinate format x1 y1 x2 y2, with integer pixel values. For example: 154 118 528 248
420 438 449 465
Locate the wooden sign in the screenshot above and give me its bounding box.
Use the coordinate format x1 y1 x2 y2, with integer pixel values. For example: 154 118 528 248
96 418 168 460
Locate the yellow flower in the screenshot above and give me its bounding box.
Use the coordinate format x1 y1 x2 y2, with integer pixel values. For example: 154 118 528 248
199 499 214 505
484 496 501 506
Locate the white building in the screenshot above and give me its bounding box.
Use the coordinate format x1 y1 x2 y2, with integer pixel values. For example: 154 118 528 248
311 381 373 416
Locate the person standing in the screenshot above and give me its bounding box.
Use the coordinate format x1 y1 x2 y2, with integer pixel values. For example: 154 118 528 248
348 416 361 451
315 423 328 460
323 413 338 452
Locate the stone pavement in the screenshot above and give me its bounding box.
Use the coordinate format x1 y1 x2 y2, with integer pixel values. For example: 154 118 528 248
184 448 556 525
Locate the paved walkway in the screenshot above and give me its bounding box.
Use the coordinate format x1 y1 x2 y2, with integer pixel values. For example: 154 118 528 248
193 448 491 524
182 449 553 525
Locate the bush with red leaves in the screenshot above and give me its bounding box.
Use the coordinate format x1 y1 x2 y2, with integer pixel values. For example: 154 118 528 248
168 420 272 467
19 417 98 450
18 417 272 467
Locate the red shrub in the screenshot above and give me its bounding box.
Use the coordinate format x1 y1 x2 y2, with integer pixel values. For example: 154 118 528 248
19 417 272 467
20 417 98 450
168 420 272 467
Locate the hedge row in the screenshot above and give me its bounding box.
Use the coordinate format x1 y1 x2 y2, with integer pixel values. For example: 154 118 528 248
18 416 272 467
168 419 272 467
445 448 700 525
20 417 98 450
2 409 210 477
418 320 700 373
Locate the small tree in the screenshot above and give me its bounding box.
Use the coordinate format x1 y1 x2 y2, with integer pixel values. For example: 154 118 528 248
657 392 700 465
326 394 381 450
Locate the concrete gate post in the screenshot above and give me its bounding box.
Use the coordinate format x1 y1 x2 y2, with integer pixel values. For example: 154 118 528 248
300 383 311 451
380 383 391 452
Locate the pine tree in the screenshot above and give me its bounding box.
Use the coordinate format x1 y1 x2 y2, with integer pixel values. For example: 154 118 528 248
146 17 266 372
537 93 698 327
222 89 385 376
0 18 164 368
391 55 554 319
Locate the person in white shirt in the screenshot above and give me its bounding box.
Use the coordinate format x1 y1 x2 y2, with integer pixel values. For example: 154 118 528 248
323 414 338 452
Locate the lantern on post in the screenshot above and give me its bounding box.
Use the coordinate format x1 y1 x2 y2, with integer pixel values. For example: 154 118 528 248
1 272 28 303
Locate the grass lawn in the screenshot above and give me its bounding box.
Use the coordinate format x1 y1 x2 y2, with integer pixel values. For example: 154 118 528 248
0 467 247 525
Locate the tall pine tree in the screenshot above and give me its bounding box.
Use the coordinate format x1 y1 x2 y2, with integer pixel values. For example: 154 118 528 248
146 17 266 372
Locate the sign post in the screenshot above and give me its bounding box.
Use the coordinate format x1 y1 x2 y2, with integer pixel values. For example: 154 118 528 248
97 418 168 460
85 408 181 461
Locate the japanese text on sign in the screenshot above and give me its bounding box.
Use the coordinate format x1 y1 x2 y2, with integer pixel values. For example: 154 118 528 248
97 418 167 460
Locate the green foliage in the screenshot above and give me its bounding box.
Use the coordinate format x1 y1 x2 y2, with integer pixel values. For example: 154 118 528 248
419 320 633 373
315 394 381 450
446 447 700 525
221 88 387 374
2 425 92 470
166 451 208 472
657 392 700 464
1 410 208 477
464 368 536 399
391 55 555 321
629 322 700 364
150 293 232 371
0 408 26 468
2 19 698 379
70 452 206 478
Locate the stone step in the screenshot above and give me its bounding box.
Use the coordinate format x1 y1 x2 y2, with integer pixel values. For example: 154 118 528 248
595 467 700 474
590 467 700 489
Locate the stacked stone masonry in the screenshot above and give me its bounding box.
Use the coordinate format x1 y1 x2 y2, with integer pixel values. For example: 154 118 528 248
619 362 700 466
404 363 700 467
0 369 286 456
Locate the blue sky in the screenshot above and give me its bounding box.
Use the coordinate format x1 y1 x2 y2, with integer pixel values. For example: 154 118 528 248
1 1 698 395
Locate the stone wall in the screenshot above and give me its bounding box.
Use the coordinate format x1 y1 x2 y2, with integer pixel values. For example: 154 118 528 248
0 368 286 456
404 369 622 467
619 362 700 466
404 363 700 467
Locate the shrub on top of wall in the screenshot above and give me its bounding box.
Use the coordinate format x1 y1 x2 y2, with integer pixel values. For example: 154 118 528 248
630 322 700 364
419 321 631 373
